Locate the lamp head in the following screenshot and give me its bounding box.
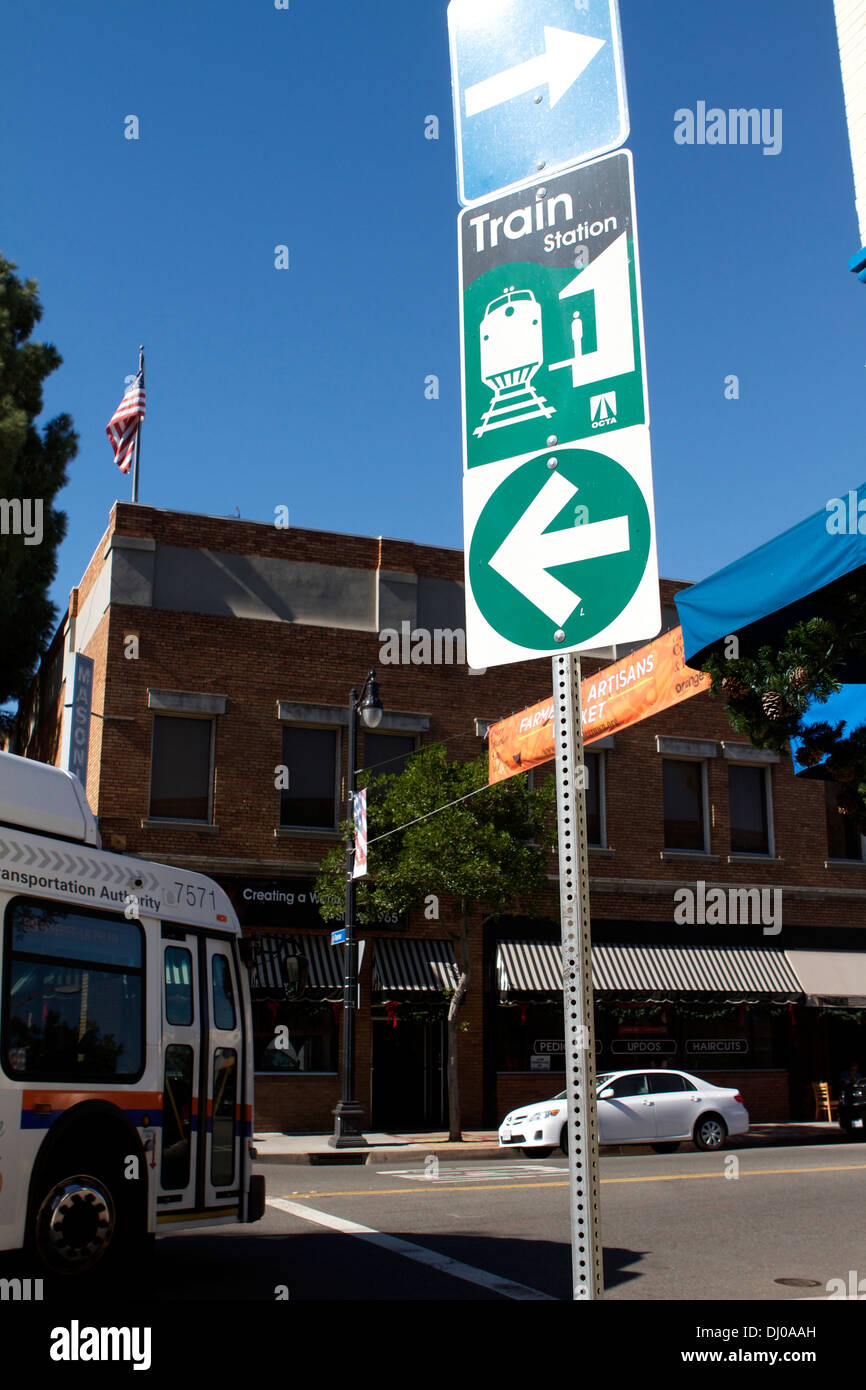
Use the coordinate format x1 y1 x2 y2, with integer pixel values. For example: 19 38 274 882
359 670 383 729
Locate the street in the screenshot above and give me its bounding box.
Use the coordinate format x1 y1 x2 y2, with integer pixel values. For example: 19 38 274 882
7 1141 862 1304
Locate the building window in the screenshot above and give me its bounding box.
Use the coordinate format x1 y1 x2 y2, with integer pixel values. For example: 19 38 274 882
826 782 865 861
662 758 707 851
149 715 214 821
280 726 339 830
729 764 771 855
253 1000 338 1072
497 1002 566 1072
362 732 417 795
585 751 603 847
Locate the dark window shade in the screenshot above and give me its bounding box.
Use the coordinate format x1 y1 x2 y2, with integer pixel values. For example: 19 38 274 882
663 759 704 850
280 726 338 829
150 716 213 821
729 764 769 854
363 733 417 796
826 782 864 860
585 752 601 846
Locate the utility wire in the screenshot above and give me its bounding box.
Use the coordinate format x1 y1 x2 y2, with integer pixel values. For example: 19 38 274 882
366 779 498 846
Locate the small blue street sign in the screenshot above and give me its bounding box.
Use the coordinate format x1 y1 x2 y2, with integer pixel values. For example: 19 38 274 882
330 928 347 945
448 0 629 206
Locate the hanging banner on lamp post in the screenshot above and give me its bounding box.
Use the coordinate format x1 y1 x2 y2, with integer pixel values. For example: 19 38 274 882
352 789 368 878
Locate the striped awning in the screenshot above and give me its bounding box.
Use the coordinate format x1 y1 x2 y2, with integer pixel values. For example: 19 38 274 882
374 938 459 993
249 934 343 995
496 940 803 1003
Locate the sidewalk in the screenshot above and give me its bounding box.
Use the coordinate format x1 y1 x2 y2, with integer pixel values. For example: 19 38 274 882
251 1120 852 1165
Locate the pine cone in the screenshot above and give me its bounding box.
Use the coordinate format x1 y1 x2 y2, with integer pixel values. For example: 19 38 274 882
788 665 810 691
761 690 786 720
721 675 750 700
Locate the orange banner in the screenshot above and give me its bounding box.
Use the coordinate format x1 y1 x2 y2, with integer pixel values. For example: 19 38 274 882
488 627 711 784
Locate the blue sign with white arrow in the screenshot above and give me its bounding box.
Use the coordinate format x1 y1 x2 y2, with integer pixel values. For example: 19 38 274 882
448 0 629 206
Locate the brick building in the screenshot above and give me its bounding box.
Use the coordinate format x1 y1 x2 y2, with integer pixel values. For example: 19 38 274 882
11 502 866 1129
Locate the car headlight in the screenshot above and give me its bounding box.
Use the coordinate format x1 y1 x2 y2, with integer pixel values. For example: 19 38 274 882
529 1108 560 1121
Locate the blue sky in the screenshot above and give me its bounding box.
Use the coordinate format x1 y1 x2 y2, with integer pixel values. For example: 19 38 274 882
1 0 863 621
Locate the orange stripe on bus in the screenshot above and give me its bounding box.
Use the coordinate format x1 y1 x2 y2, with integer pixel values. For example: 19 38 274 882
22 1090 162 1110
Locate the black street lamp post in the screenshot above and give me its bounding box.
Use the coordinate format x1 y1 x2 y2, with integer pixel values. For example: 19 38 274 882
330 669 383 1148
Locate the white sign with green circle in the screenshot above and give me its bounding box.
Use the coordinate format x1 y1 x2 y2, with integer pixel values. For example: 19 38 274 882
464 425 659 667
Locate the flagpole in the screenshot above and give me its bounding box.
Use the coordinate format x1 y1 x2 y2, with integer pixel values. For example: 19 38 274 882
131 345 144 504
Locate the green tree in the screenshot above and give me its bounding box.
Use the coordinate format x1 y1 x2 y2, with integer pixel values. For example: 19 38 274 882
0 255 76 715
315 744 557 1140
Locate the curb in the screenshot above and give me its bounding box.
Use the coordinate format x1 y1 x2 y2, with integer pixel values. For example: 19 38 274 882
252 1144 508 1166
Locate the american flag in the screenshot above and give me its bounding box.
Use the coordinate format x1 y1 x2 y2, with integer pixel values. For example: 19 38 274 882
106 370 146 474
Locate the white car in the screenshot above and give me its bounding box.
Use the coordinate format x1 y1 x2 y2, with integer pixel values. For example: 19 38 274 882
498 1069 750 1156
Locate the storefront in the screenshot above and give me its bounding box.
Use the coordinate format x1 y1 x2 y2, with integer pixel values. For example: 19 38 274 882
488 928 825 1124
215 873 459 1131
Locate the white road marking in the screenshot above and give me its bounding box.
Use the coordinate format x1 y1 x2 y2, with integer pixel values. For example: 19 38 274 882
380 1164 568 1182
266 1197 555 1301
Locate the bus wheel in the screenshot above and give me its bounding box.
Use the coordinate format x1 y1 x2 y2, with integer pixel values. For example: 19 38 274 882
34 1173 118 1275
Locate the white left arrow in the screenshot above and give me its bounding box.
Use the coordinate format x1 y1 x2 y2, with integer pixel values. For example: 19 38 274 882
464 26 605 118
489 472 629 626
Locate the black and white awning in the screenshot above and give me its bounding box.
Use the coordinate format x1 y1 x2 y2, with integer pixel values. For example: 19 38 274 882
496 940 803 1003
248 933 343 995
373 938 459 993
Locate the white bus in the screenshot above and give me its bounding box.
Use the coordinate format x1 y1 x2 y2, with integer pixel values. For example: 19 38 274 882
0 750 265 1274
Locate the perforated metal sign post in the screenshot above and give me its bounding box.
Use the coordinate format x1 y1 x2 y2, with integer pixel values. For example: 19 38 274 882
553 651 603 1299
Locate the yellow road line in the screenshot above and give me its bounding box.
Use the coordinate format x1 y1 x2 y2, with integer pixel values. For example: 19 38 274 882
278 1161 866 1200
280 1182 568 1198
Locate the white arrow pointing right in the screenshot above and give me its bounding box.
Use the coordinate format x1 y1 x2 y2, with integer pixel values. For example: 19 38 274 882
464 26 605 118
489 472 630 626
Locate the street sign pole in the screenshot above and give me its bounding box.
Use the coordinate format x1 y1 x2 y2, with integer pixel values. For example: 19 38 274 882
553 651 603 1299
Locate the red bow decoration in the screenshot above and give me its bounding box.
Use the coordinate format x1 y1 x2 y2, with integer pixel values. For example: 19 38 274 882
519 1005 528 1026
788 1001 796 1027
332 1002 342 1026
385 1000 399 1029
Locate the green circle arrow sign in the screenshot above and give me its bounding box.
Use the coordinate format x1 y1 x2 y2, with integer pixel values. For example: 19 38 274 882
468 444 651 651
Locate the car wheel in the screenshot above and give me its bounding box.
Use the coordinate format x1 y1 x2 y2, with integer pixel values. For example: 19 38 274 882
650 1142 680 1154
693 1114 727 1151
559 1125 568 1157
522 1146 553 1158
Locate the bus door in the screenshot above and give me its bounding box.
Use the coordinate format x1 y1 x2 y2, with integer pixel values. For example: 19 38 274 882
161 931 245 1217
160 933 200 1213
202 938 243 1210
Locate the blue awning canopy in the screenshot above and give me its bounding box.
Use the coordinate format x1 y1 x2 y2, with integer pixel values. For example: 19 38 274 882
675 484 866 678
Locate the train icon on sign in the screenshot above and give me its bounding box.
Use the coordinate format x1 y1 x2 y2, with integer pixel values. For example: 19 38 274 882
474 287 555 437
